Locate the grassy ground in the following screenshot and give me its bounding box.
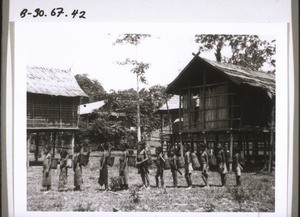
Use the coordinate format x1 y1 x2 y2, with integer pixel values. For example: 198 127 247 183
27 151 275 212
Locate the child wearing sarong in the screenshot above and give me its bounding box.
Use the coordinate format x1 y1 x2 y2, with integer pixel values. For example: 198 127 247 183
233 147 243 186
169 148 178 188
216 143 228 187
98 144 111 191
42 147 52 191
119 144 129 190
136 141 150 188
155 147 165 188
73 145 83 191
58 149 69 191
184 145 192 189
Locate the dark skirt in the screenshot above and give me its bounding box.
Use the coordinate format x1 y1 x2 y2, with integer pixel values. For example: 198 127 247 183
42 169 51 187
74 166 83 187
137 163 149 174
58 167 68 190
119 162 129 185
98 167 108 186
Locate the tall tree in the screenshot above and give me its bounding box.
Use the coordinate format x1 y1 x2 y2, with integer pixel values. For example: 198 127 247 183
195 34 276 72
114 33 151 141
113 34 151 46
75 74 106 103
104 86 168 139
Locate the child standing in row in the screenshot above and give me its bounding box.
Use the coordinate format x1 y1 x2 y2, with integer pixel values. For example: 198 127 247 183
155 147 165 188
98 144 111 191
200 144 209 187
136 141 150 188
73 145 83 191
169 148 178 188
119 143 129 190
58 149 69 191
217 143 228 187
233 146 243 186
42 147 52 191
184 145 192 189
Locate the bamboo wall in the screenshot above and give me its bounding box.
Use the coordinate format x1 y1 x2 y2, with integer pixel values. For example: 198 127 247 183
27 93 80 128
182 83 239 131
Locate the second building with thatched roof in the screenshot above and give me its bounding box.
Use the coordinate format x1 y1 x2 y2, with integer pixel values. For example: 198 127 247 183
158 53 275 171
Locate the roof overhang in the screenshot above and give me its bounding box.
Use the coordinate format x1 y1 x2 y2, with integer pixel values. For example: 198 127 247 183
166 55 275 98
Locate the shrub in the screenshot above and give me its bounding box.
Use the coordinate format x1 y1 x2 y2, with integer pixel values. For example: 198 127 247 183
110 176 122 191
73 202 94 212
204 199 215 212
130 187 140 203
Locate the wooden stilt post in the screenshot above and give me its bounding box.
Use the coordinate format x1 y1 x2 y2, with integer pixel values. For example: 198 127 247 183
35 133 40 162
71 132 75 156
27 133 31 167
180 133 183 157
229 132 233 171
52 132 57 157
179 92 183 157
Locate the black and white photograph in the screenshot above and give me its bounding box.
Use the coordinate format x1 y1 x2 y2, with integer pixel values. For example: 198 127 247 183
10 22 290 216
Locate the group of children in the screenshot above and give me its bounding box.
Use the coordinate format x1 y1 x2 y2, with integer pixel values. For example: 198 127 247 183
41 141 242 192
134 141 243 190
153 142 243 189
42 145 86 191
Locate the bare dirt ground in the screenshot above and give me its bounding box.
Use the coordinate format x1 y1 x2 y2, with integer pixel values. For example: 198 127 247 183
27 151 275 212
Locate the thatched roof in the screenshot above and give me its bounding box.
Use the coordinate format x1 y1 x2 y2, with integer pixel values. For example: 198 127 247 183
166 55 275 98
79 101 105 115
27 66 88 97
157 95 180 111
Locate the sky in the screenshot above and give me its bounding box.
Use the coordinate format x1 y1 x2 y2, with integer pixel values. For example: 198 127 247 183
17 22 275 92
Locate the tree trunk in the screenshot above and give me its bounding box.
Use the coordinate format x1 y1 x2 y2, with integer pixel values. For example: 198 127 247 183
215 43 222 62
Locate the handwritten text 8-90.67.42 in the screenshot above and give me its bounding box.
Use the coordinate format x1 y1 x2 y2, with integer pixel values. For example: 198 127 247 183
20 8 86 19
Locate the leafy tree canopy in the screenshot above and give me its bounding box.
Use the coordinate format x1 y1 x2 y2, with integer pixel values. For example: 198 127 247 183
195 34 276 72
77 85 169 147
117 58 150 84
113 33 151 46
75 74 106 103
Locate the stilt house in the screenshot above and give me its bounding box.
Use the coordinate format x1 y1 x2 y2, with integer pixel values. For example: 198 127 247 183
162 54 275 166
27 66 87 163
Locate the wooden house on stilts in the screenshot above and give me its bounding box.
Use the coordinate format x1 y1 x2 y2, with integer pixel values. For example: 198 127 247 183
160 53 275 169
27 66 87 165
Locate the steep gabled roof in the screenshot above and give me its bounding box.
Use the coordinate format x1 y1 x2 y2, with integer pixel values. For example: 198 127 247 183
166 55 275 98
27 66 88 97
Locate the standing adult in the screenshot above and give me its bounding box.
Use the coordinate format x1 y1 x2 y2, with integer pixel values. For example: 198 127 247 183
184 144 192 189
42 147 52 191
119 143 129 190
58 149 69 191
217 143 228 187
136 141 150 188
73 145 83 191
200 144 209 187
98 144 111 191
